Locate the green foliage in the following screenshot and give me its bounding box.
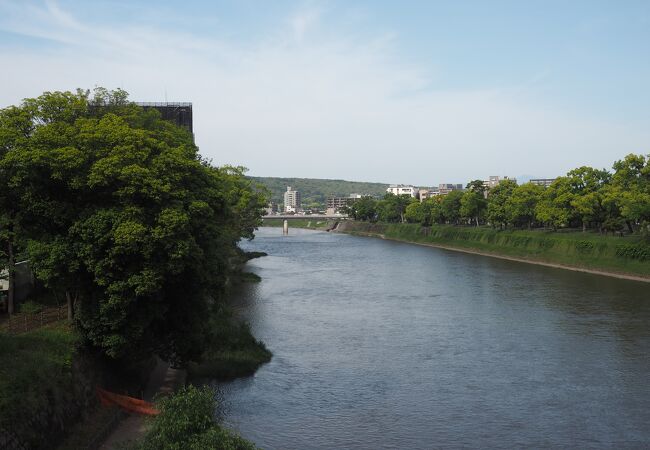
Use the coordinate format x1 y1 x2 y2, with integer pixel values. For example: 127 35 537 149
188 308 272 380
441 190 464 224
506 183 544 228
460 184 487 226
249 176 387 209
0 324 77 449
19 300 43 314
615 243 650 261
487 179 517 228
341 222 650 278
346 196 378 221
137 385 256 450
0 88 266 365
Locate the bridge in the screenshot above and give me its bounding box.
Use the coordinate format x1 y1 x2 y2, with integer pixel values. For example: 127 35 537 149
262 215 349 220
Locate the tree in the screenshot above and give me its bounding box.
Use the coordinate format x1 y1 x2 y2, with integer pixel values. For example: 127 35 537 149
486 179 517 229
0 105 35 315
566 166 611 232
346 196 377 221
404 201 424 224
440 190 463 225
506 183 544 229
378 193 414 223
535 177 575 230
460 180 487 227
607 154 650 233
2 88 265 364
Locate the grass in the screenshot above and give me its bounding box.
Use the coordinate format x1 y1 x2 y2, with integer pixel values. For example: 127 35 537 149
340 222 650 278
0 323 78 448
188 310 271 380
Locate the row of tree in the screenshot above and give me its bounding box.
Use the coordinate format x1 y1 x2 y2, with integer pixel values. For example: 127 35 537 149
0 88 266 364
345 154 650 235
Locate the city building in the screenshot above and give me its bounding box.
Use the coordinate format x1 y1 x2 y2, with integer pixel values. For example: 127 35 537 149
530 178 556 187
418 188 440 202
438 184 464 195
136 102 193 134
326 194 362 214
482 176 517 190
387 184 418 197
283 186 302 213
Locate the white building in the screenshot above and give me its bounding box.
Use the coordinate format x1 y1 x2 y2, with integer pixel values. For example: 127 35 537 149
387 184 418 197
283 186 302 213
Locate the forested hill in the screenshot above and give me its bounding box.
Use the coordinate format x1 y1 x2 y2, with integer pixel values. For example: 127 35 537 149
249 177 389 209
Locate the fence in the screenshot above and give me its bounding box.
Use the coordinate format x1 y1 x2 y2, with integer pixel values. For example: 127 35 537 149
0 305 67 335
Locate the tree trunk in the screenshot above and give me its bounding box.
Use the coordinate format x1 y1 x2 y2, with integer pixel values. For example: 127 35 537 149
65 291 74 321
7 239 14 316
582 221 586 232
625 220 634 233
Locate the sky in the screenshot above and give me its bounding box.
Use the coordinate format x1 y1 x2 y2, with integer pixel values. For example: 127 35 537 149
1 0 649 185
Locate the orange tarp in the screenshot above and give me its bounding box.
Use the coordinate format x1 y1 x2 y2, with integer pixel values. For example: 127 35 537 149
96 387 160 416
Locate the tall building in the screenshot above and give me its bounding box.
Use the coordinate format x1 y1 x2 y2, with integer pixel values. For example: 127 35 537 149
283 186 302 213
136 102 193 134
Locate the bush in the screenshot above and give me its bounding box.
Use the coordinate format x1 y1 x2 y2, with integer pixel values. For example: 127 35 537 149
615 243 650 261
136 385 256 450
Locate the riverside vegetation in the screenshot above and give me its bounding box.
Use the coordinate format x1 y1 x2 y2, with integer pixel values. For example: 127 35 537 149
0 88 269 448
337 155 650 278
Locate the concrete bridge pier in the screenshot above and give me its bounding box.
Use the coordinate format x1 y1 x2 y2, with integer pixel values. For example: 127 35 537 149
283 220 289 235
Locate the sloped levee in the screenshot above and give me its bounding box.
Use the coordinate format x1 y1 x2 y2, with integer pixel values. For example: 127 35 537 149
335 221 650 281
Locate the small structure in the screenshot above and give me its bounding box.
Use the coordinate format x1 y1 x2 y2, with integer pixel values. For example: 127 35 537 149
529 178 556 187
387 184 418 197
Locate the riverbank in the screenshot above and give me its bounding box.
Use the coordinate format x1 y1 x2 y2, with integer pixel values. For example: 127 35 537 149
335 222 650 282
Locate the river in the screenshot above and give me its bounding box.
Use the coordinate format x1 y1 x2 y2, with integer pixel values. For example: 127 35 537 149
211 227 649 449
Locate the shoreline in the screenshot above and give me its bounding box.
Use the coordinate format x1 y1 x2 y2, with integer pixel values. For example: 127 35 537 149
335 229 650 284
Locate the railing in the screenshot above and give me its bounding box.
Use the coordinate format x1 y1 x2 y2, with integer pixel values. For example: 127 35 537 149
0 305 67 335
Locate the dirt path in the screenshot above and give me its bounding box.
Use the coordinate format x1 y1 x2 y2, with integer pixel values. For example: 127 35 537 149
344 231 650 283
99 359 186 449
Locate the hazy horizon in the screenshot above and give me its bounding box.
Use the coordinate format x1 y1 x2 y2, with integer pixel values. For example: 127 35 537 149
1 0 648 185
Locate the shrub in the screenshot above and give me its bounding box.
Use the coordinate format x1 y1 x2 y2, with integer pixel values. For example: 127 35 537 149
137 385 256 450
615 243 650 261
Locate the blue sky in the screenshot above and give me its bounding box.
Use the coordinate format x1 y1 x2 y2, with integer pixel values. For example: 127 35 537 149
1 0 648 184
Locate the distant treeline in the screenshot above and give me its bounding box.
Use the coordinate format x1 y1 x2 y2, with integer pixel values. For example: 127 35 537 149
345 154 650 236
248 176 388 209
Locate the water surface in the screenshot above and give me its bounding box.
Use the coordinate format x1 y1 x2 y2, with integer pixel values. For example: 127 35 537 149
212 227 649 449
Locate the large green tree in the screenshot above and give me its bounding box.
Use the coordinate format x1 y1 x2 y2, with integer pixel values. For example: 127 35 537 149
506 183 544 229
486 179 517 229
2 89 265 364
460 180 488 227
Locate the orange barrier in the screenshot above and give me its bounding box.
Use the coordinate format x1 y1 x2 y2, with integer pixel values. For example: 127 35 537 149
96 387 160 416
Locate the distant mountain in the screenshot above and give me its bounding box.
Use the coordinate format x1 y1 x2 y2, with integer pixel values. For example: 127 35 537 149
249 176 389 208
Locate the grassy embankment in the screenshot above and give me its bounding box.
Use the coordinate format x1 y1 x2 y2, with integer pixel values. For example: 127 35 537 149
0 324 77 448
261 217 334 230
338 222 650 279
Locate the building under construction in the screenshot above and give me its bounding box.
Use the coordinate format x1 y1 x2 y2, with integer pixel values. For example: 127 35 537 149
136 102 193 134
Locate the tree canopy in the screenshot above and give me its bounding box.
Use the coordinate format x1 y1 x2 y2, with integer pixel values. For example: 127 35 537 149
0 88 265 364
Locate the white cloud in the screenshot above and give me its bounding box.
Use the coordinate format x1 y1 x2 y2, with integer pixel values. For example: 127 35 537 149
0 0 647 185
